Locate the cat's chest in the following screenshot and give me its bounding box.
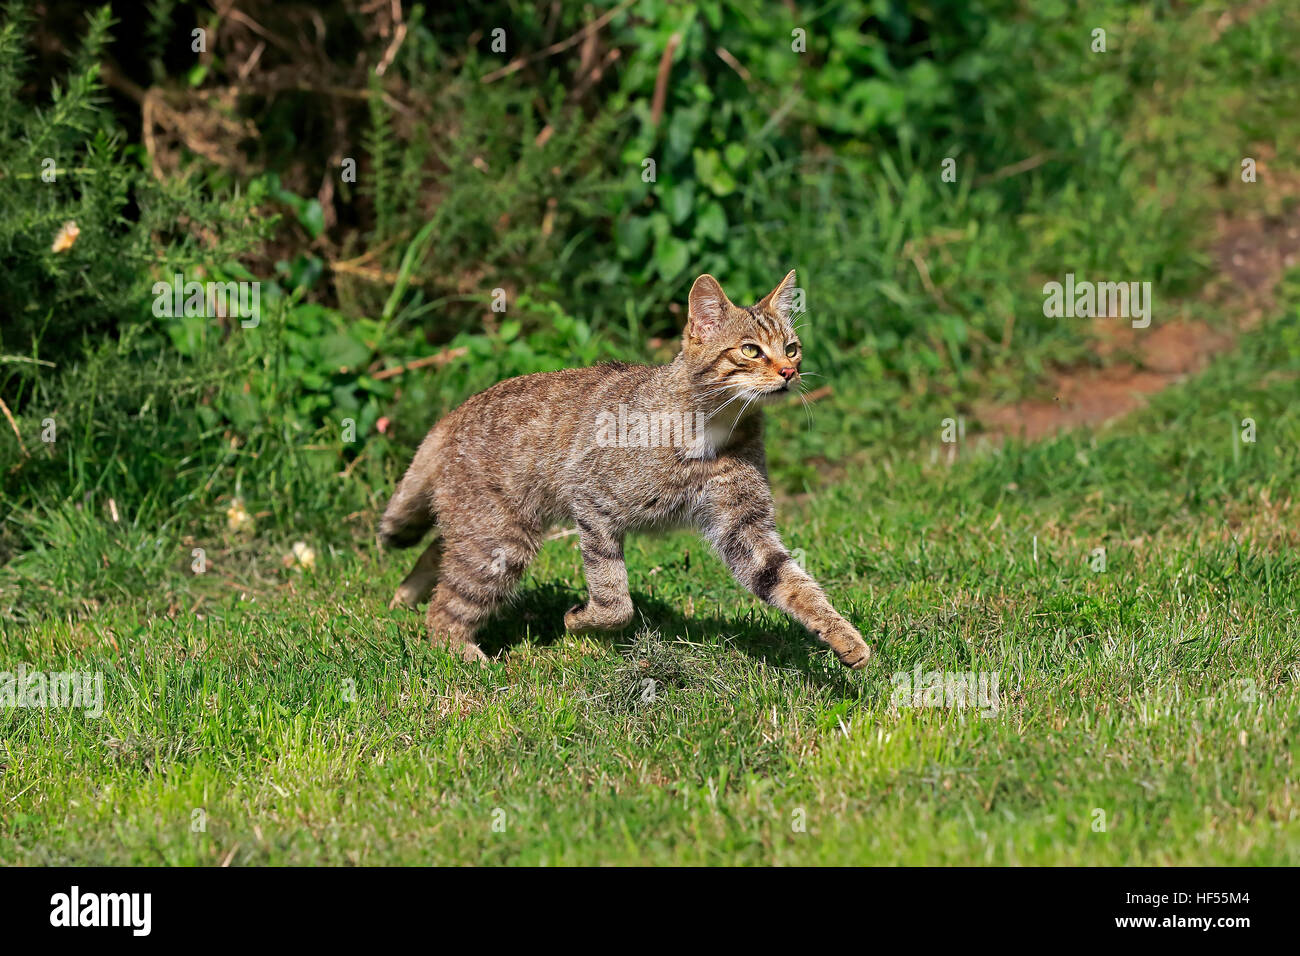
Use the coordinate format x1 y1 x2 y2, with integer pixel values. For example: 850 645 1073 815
685 409 749 460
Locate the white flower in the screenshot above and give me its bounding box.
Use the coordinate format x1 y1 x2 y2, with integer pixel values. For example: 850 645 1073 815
51 221 80 253
226 497 254 533
291 541 317 569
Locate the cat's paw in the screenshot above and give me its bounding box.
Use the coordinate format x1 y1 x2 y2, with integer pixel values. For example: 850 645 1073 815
388 586 421 610
458 642 490 665
825 623 873 670
564 603 598 633
564 601 634 633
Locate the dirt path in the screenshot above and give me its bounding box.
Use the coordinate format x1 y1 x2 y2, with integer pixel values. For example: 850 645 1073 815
976 205 1300 441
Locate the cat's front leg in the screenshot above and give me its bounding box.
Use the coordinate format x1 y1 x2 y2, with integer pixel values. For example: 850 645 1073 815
701 468 873 669
564 515 635 633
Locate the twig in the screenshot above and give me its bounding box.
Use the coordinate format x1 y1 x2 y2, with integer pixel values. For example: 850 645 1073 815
902 230 968 313
374 0 407 77
236 41 266 81
650 32 680 127
715 46 751 85
223 6 297 56
533 46 621 147
570 47 620 100
372 348 468 381
339 447 367 480
0 397 28 457
903 239 950 312
480 0 636 83
332 236 401 268
328 258 433 288
974 152 1054 187
193 81 377 102
100 61 146 103
756 90 801 140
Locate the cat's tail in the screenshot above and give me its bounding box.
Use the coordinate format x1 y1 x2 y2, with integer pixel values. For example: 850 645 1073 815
378 424 445 548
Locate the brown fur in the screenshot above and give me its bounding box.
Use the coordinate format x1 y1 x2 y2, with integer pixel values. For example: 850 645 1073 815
380 271 873 668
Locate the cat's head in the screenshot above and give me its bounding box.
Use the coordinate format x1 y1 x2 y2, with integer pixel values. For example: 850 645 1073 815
680 270 802 408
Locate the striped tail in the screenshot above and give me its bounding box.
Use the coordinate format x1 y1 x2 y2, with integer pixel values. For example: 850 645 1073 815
378 427 444 548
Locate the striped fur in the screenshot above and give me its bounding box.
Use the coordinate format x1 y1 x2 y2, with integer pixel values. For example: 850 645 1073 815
379 271 873 668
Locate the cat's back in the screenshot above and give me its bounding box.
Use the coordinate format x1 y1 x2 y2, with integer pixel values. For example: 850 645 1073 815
423 362 661 506
444 361 656 434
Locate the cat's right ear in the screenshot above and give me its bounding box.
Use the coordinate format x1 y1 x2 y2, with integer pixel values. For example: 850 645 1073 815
687 274 730 342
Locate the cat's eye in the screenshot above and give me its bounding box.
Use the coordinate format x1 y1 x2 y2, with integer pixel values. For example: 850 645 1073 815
784 343 799 358
740 343 762 359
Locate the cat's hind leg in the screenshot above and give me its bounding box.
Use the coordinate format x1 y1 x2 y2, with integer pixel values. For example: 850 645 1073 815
426 526 540 663
388 537 443 610
564 516 634 633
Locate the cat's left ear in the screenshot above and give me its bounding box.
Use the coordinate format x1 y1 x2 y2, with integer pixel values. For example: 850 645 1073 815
760 269 799 322
687 273 732 342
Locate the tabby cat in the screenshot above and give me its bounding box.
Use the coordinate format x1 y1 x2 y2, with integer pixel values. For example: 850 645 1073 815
379 270 873 669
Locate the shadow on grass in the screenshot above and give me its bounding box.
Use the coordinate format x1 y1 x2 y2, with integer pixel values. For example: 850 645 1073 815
472 582 853 685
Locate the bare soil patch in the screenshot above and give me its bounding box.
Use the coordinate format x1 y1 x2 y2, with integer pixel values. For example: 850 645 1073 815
977 205 1300 441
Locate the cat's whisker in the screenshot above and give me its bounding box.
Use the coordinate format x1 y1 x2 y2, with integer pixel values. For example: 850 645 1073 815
725 392 761 443
797 383 815 431
695 385 746 411
704 384 752 420
698 383 744 399
697 379 747 395
702 385 743 408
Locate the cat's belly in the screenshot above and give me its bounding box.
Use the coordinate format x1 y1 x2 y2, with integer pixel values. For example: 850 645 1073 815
627 502 693 534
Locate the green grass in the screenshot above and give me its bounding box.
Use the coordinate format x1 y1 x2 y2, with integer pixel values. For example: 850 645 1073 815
3 0 1300 866
3 295 1297 865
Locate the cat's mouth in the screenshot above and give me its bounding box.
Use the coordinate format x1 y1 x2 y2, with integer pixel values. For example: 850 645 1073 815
755 383 793 403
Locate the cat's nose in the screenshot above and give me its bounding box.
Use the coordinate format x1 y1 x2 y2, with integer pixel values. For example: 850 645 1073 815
778 366 797 381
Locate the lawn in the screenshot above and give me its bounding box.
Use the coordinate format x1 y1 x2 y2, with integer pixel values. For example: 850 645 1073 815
2 1 1299 866
4 298 1297 865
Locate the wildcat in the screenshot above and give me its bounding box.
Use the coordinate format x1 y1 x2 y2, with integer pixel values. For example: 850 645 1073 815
379 270 873 669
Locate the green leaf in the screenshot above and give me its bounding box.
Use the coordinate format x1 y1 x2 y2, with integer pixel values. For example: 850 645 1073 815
299 200 325 239
666 104 702 163
654 236 690 281
698 201 727 242
693 148 736 196
218 389 261 430
666 180 695 226
320 332 370 372
331 384 360 412
616 215 652 259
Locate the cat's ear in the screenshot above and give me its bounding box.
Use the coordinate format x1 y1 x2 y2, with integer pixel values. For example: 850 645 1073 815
760 269 799 322
687 273 732 342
